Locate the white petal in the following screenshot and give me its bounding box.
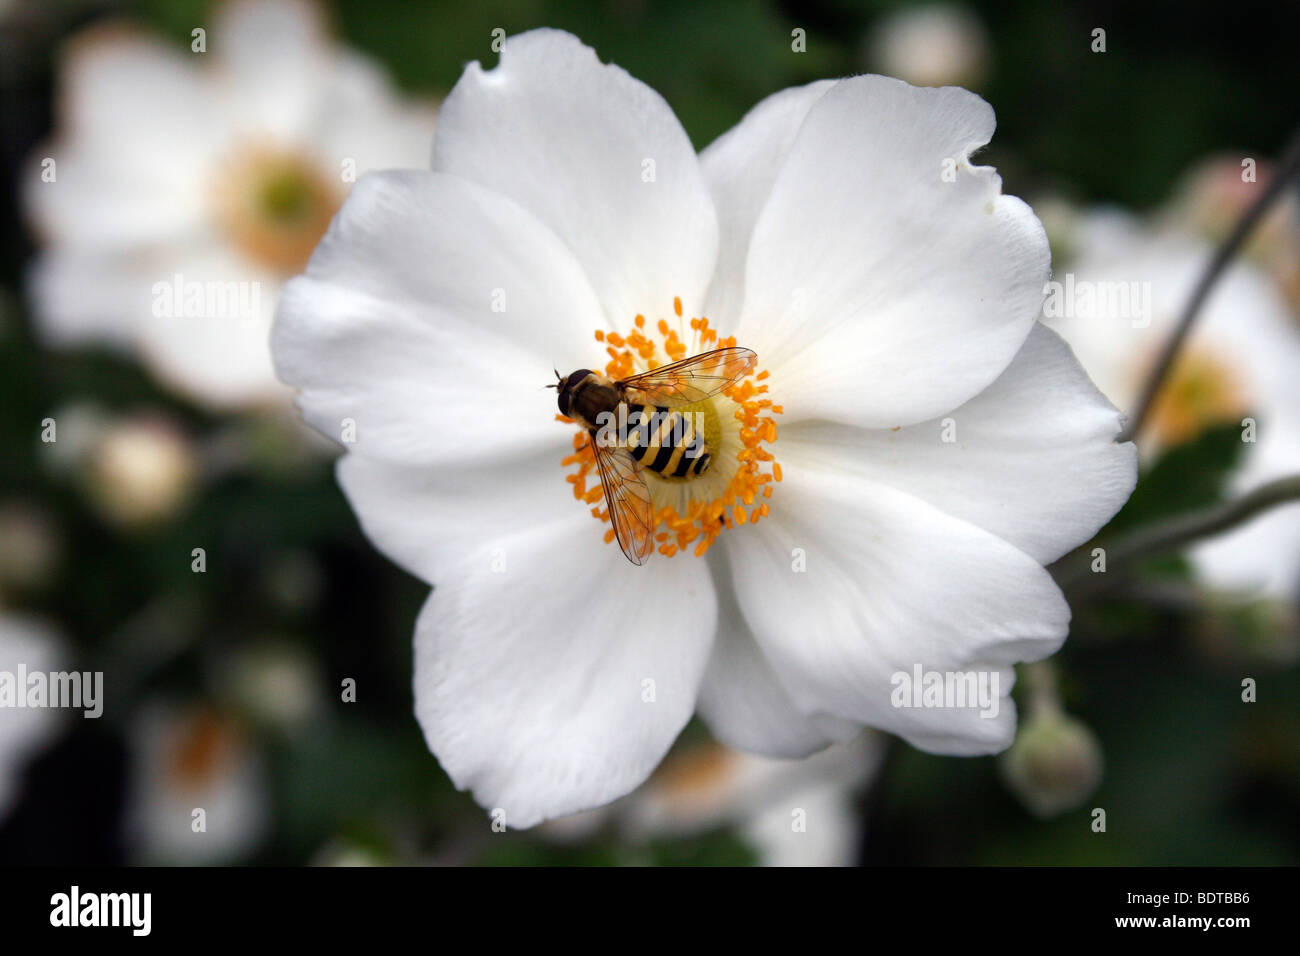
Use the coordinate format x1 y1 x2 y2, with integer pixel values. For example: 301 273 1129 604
734 75 1048 428
211 0 331 140
623 735 882 849
28 243 289 413
134 244 290 409
310 53 437 177
741 774 861 867
53 24 220 163
1192 500 1300 600
25 28 216 249
26 249 152 347
695 550 861 758
413 517 717 828
336 445 572 587
777 324 1137 564
727 456 1069 755
431 29 719 325
127 703 268 864
1191 420 1300 598
24 142 208 251
699 80 836 330
272 170 605 466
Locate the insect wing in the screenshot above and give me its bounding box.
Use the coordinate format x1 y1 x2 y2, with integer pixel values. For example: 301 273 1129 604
591 434 656 566
620 347 757 408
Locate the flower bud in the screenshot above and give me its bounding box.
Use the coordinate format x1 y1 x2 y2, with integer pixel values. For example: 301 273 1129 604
1000 710 1103 818
222 640 323 732
865 4 989 89
86 415 197 527
0 502 61 592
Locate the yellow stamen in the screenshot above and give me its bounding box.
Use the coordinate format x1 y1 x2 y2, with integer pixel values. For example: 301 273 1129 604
1146 346 1250 447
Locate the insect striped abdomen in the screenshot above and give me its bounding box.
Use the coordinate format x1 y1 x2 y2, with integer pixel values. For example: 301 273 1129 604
625 404 710 478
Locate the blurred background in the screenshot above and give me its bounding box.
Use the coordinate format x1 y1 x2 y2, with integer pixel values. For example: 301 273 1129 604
0 0 1297 865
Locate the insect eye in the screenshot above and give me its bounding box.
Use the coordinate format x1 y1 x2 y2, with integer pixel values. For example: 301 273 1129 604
557 370 592 417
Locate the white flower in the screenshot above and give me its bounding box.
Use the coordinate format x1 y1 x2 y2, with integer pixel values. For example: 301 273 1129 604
0 614 64 820
126 702 267 864
23 0 435 409
537 735 883 866
1043 209 1300 599
1164 155 1300 314
273 30 1136 827
622 735 885 866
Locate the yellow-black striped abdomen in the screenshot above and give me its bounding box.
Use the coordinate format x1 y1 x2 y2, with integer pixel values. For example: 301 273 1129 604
625 404 710 479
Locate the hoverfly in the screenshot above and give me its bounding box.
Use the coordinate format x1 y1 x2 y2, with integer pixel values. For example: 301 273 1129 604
553 347 757 565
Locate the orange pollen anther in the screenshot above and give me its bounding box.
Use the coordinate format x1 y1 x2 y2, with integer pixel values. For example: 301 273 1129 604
558 299 781 559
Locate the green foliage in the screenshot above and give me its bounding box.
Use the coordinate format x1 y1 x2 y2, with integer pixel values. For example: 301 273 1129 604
1108 423 1249 536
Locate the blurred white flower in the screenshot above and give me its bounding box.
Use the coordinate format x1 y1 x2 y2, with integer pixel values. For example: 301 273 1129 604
86 413 198 527
1044 209 1300 599
866 4 989 89
623 734 885 866
127 702 267 864
537 734 883 866
0 614 64 820
273 30 1135 827
23 0 436 409
1164 155 1300 315
220 640 323 733
37 402 198 527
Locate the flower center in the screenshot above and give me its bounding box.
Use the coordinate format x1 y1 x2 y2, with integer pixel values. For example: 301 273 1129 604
560 298 781 559
167 709 237 789
213 147 341 275
652 742 743 804
1146 345 1250 447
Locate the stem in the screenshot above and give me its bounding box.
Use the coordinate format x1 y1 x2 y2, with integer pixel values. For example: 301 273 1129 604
1055 473 1300 592
1120 127 1300 444
1021 660 1061 717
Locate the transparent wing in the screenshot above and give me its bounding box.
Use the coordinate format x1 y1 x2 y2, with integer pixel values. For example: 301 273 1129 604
591 433 656 566
619 347 757 408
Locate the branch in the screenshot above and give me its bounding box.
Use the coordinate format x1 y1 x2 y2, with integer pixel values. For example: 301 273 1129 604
1054 473 1300 592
